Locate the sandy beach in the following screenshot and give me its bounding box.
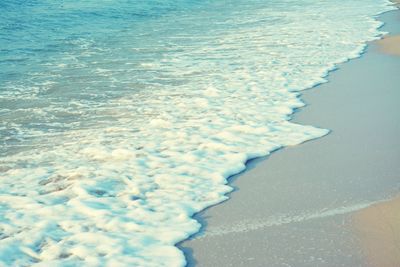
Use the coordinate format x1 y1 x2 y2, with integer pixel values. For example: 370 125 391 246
352 5 400 267
1 1 398 266
377 35 400 55
179 7 400 267
353 196 400 267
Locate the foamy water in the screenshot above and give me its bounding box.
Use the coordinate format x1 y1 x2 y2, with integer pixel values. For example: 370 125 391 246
0 0 395 266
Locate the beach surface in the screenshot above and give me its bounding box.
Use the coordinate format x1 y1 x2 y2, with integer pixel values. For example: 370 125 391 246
377 35 400 55
179 8 400 267
353 196 400 267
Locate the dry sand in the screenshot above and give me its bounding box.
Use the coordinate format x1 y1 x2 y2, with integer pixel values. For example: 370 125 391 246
377 35 400 56
353 196 400 267
179 9 400 267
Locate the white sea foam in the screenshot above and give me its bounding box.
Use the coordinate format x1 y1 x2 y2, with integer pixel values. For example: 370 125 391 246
0 0 395 266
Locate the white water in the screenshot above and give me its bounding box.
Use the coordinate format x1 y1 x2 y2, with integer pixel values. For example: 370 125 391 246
0 0 395 266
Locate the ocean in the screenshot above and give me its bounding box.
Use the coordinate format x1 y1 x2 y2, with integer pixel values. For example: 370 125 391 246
0 0 394 266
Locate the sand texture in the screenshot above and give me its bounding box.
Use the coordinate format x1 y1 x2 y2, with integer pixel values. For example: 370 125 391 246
353 196 400 267
377 35 400 56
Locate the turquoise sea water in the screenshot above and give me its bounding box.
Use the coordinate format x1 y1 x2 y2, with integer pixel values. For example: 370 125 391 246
1 0 205 156
0 0 394 266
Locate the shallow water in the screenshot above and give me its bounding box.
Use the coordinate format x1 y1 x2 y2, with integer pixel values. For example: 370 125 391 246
0 0 395 266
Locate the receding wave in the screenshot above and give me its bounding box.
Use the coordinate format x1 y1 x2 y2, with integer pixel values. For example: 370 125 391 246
0 0 395 266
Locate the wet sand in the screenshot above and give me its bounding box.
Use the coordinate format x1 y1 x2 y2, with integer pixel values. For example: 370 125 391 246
354 8 400 266
179 8 400 267
355 6 400 265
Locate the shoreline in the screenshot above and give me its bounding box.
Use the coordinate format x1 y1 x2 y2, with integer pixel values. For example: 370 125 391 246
347 6 400 266
179 6 400 267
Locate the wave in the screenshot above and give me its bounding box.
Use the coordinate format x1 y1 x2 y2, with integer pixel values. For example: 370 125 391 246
0 0 395 266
